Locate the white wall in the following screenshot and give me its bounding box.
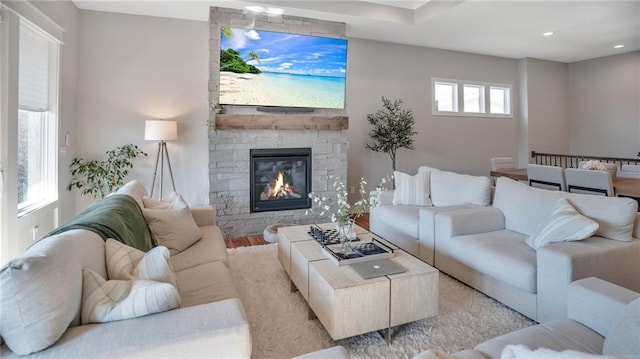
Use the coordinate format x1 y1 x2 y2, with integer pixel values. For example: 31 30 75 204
520 58 570 159
76 10 210 209
0 0 79 263
346 38 519 190
568 51 640 158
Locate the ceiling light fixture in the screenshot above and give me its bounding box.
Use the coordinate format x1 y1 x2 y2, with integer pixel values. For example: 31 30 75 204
542 31 554 37
244 5 264 13
614 44 625 49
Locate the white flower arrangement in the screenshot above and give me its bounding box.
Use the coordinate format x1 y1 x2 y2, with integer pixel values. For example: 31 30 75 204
305 175 391 226
582 160 607 171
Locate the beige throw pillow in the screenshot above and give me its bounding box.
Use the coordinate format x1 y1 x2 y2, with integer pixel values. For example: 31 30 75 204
81 269 180 324
105 239 177 288
142 192 178 209
392 171 432 206
143 195 202 255
525 198 599 250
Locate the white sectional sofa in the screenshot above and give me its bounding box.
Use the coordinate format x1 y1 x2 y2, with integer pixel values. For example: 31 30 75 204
0 181 251 358
415 277 640 359
435 177 640 322
370 168 640 323
370 166 492 264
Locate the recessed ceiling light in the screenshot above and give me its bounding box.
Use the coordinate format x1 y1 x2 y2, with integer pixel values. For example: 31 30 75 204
542 31 555 37
614 44 625 49
244 6 264 13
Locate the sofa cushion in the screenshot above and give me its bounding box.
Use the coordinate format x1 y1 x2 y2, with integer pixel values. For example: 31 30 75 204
370 205 421 239
430 170 491 207
175 261 239 307
170 226 229 272
494 177 637 241
448 230 536 293
393 171 432 206
475 320 604 358
81 269 180 324
105 239 177 288
526 198 599 250
0 230 106 355
501 345 607 359
142 192 178 209
602 297 640 356
143 195 203 255
115 180 148 210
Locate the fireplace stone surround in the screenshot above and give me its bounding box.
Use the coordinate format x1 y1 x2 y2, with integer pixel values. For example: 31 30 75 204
209 124 347 238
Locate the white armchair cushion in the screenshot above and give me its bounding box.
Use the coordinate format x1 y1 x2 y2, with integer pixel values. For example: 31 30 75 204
430 170 491 207
602 297 640 357
392 171 432 206
525 198 599 250
81 269 180 324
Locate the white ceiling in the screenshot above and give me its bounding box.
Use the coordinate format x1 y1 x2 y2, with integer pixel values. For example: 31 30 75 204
72 0 640 63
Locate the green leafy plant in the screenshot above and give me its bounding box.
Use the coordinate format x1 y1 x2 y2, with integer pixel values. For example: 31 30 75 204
67 144 147 198
366 97 417 173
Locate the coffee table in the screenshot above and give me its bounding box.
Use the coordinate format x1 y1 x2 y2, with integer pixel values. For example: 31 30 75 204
278 223 439 341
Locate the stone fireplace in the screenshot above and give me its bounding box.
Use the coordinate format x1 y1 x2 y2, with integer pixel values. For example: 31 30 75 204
250 147 312 213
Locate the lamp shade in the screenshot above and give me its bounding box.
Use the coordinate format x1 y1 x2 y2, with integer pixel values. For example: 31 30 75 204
145 120 177 141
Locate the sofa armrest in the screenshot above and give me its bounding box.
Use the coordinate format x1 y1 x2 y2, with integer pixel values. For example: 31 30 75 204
537 238 640 322
434 206 505 240
378 190 394 206
10 298 251 358
568 277 639 337
191 205 216 227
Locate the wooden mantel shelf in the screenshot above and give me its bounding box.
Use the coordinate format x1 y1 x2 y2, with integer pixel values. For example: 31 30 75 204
215 114 349 130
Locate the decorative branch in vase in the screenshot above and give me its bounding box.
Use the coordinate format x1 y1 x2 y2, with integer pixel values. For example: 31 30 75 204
305 175 390 253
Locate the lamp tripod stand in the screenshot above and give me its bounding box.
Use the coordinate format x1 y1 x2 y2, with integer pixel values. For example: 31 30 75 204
150 140 175 201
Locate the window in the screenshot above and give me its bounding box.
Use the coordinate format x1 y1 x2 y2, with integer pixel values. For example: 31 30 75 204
490 86 511 115
17 21 59 214
463 84 484 113
432 78 512 118
434 81 458 112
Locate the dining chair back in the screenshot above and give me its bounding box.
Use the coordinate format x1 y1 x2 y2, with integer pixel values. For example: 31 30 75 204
490 157 514 171
577 161 618 178
618 164 640 179
527 164 566 191
565 168 614 196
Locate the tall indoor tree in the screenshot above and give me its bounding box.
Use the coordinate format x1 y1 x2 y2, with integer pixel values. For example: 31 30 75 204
366 97 417 175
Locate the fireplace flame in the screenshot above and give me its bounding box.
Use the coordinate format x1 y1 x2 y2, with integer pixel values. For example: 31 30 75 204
270 172 285 197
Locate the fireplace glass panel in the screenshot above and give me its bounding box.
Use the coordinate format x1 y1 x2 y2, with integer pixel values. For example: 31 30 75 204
250 148 312 212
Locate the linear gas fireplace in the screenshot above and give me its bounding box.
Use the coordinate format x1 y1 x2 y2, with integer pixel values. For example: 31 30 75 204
250 148 312 213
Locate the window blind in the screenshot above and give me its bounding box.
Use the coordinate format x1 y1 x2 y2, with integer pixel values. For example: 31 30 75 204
19 22 49 112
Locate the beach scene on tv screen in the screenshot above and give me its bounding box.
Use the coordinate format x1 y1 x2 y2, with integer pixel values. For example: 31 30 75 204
219 27 347 109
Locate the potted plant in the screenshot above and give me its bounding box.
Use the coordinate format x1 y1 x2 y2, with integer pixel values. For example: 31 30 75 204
67 144 147 198
366 97 417 175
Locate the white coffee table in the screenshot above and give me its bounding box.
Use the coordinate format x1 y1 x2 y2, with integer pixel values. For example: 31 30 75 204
278 223 439 341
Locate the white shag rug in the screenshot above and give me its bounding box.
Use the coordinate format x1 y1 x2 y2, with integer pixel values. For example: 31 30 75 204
228 244 534 359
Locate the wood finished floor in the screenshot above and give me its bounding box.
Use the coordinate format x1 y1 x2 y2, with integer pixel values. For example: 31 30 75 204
224 214 370 249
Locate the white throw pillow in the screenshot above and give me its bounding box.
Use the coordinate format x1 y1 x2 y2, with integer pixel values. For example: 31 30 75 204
142 192 178 209
105 239 177 288
501 345 612 359
602 297 640 357
392 171 432 206
525 198 599 250
143 195 202 255
430 170 491 206
81 269 181 324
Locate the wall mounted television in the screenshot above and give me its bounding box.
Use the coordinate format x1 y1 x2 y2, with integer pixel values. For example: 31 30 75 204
219 27 348 109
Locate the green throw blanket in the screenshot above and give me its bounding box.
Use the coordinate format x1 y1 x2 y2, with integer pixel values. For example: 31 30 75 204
47 194 154 252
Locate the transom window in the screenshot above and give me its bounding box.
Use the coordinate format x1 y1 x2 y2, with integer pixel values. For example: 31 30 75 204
432 78 512 118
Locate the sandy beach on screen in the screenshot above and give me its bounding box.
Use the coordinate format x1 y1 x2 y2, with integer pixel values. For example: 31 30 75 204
219 71 275 105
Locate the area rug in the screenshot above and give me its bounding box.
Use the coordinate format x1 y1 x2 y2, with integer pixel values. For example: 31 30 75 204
228 244 534 358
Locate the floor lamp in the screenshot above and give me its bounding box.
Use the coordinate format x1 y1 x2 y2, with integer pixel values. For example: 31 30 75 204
145 120 177 200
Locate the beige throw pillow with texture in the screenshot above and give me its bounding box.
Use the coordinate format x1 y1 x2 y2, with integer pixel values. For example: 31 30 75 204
143 195 202 255
105 239 177 288
81 269 180 324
